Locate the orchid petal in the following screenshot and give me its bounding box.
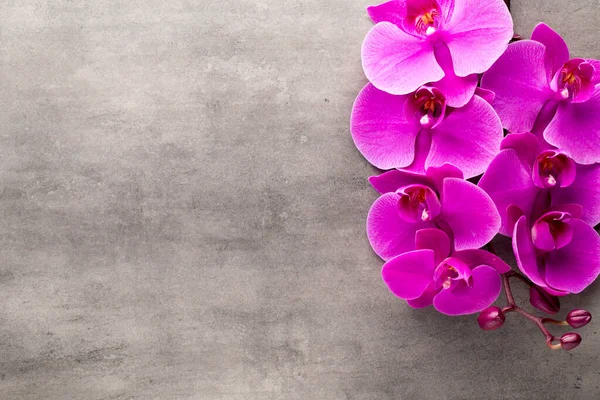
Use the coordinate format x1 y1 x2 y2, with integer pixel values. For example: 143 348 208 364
415 228 451 264
424 163 464 193
531 23 570 80
406 281 438 308
551 163 600 226
478 149 539 236
367 193 433 260
481 40 553 132
426 96 503 178
382 250 436 300
453 249 512 274
433 265 502 316
444 0 513 76
431 43 478 107
500 132 541 168
545 219 600 293
362 22 443 95
440 178 501 250
367 0 405 26
513 216 547 287
474 87 495 105
544 89 600 165
369 169 431 195
351 83 420 169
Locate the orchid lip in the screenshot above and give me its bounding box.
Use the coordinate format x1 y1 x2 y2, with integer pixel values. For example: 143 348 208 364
409 86 447 129
531 211 574 252
395 184 441 224
413 10 440 35
434 257 471 290
532 150 576 189
403 1 444 37
553 58 595 102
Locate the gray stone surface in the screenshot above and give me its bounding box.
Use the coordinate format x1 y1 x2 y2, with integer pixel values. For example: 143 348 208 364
0 0 599 399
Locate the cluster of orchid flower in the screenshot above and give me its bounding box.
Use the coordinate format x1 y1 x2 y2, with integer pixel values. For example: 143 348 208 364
351 0 600 351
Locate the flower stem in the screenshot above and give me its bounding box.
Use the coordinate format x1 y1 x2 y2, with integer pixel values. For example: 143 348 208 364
542 318 569 326
502 273 516 305
485 241 569 349
500 271 564 349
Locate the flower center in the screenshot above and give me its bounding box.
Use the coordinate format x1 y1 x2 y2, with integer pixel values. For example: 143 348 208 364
532 150 576 189
423 98 437 112
403 0 443 37
556 59 594 100
434 258 471 290
562 71 577 85
440 265 457 289
531 211 574 252
405 0 443 36
415 10 439 35
408 86 446 129
396 184 441 224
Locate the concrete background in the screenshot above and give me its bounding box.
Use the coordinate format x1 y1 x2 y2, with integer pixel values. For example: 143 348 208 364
0 0 599 399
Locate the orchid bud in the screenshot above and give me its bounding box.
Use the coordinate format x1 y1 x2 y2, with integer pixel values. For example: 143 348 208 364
529 286 560 314
477 306 505 331
566 309 592 329
560 333 582 351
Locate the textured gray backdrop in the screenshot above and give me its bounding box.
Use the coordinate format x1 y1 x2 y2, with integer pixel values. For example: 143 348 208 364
0 0 599 399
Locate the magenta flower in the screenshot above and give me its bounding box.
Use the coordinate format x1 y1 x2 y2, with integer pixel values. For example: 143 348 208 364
482 23 600 164
362 0 512 107
479 132 600 235
513 205 600 295
351 83 503 177
351 0 600 349
367 164 500 260
382 228 510 315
